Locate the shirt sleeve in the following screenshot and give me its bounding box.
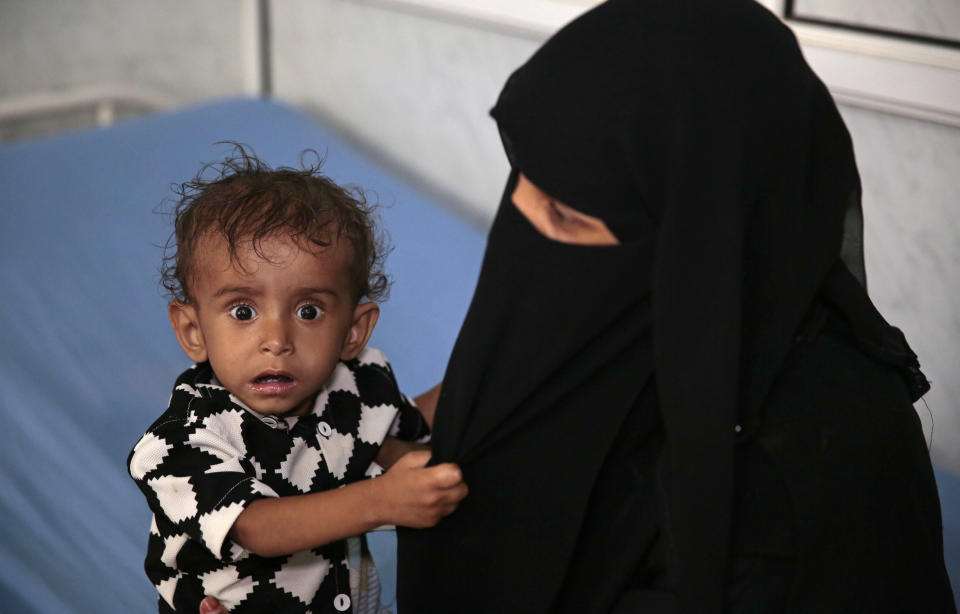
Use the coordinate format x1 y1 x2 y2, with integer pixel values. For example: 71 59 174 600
128 412 278 562
390 391 431 444
353 347 431 444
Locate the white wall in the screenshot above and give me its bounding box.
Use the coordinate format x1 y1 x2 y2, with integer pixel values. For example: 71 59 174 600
844 105 960 471
272 0 541 222
0 0 259 102
793 0 960 40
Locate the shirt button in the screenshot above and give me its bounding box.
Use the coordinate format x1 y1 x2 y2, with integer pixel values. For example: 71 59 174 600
318 421 332 437
333 593 351 611
734 424 743 433
262 416 278 429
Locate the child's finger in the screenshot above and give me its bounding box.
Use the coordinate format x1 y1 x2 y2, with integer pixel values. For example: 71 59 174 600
445 481 469 503
437 492 468 518
199 596 228 614
398 449 432 468
431 479 469 507
427 462 464 488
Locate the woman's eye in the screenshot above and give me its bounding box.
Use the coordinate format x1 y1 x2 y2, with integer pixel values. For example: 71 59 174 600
229 305 257 321
297 304 323 320
549 201 585 227
548 201 569 222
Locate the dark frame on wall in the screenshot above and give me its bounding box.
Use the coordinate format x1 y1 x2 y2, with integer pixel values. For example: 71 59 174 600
784 0 960 50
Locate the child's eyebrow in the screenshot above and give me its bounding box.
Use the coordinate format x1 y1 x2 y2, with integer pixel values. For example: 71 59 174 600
212 285 260 298
296 287 339 298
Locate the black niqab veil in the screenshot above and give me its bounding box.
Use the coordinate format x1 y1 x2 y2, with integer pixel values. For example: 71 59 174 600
397 1 935 612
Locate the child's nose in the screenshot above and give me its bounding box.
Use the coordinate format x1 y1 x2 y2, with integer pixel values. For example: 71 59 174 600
260 318 293 355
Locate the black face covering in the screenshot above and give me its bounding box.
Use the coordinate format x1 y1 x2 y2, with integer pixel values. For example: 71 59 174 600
398 1 928 612
400 172 658 612
431 171 656 464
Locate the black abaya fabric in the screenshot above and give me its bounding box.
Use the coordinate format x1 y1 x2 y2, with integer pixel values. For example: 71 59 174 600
397 1 953 612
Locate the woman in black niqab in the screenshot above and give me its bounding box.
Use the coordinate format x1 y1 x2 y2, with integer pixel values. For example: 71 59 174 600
397 1 956 612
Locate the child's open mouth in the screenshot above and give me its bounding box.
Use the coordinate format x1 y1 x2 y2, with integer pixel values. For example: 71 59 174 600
251 372 296 394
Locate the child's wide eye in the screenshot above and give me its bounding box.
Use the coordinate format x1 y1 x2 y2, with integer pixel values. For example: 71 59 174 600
229 304 257 321
297 304 323 320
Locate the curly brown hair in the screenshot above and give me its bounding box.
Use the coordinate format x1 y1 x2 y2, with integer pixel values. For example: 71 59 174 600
160 143 390 303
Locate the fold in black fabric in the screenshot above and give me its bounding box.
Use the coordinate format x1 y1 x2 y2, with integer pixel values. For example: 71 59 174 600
397 1 948 612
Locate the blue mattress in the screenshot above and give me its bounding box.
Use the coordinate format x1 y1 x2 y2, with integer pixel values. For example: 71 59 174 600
0 98 956 611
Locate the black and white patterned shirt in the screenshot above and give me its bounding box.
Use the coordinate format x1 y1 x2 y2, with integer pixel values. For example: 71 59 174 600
128 347 429 613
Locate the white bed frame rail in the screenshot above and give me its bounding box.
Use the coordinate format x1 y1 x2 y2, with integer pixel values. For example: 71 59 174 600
0 83 176 138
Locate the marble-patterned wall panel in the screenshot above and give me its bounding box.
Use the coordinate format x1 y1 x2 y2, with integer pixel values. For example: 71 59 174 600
793 0 960 41
272 0 541 223
0 0 256 102
839 104 960 473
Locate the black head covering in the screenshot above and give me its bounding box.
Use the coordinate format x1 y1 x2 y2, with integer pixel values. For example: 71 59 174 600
398 1 928 612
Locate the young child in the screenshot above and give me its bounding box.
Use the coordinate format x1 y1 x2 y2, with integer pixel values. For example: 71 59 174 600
128 148 467 613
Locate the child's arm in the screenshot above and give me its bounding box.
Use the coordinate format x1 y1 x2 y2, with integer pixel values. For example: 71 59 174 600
413 382 442 428
230 450 466 557
376 436 429 469
374 378 439 469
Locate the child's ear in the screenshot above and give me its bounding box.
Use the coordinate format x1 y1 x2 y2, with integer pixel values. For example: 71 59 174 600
169 301 208 363
341 302 379 360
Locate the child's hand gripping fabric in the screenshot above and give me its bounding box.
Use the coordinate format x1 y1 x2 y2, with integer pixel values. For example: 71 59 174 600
374 449 467 528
